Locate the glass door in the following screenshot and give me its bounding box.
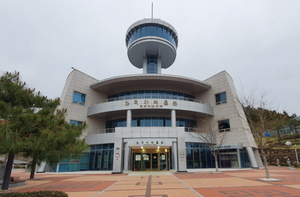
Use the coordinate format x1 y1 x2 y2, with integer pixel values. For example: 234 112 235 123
160 153 167 170
142 153 151 170
132 150 169 171
134 153 141 171
152 153 158 170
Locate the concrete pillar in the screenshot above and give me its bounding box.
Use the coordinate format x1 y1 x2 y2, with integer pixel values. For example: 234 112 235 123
112 128 123 174
123 142 131 171
237 149 241 169
177 128 187 172
56 163 59 172
36 162 47 173
157 57 162 74
172 141 178 170
126 110 132 127
246 147 259 168
143 57 147 74
171 110 176 127
253 148 264 167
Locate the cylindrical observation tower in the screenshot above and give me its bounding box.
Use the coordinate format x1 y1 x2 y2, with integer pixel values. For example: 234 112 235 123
125 18 178 74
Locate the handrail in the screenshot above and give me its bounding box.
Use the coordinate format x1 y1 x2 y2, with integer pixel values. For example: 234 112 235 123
90 128 115 135
89 127 206 135
90 96 211 106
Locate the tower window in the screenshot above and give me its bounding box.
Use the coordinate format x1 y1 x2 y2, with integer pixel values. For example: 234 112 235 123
215 92 227 105
147 55 158 74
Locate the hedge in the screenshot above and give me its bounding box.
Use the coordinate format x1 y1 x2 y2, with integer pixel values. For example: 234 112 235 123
0 191 68 197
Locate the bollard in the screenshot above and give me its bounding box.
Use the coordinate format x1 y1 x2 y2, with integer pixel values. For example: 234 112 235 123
277 159 280 166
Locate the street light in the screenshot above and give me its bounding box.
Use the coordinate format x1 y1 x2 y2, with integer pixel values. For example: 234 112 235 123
294 144 299 164
286 141 299 164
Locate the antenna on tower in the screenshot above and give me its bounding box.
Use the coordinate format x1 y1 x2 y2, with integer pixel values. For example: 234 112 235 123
151 2 153 18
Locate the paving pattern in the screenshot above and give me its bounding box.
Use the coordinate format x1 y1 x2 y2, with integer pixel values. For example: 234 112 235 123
0 166 300 197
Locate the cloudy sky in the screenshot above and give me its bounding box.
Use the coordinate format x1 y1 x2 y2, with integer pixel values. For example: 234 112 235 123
1 0 299 115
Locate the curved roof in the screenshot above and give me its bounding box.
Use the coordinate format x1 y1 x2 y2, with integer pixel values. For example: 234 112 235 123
90 74 211 95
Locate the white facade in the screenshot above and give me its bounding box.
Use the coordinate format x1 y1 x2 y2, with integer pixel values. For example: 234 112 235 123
52 18 262 173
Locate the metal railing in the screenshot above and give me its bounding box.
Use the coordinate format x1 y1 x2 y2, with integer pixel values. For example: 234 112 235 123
89 127 206 135
89 128 115 135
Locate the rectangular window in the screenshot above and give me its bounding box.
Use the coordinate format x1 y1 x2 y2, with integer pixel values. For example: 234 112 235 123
73 91 86 105
70 120 83 126
218 119 230 132
132 118 137 127
215 92 227 105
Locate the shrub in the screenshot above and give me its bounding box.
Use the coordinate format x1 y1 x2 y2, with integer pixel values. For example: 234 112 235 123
294 164 300 168
0 191 68 197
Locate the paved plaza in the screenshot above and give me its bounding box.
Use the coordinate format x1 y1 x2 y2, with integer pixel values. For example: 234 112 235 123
1 166 300 197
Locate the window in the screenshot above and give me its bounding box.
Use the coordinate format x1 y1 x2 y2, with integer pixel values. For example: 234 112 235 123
215 92 227 105
147 55 158 74
73 91 86 105
107 90 194 101
70 120 83 126
218 119 230 132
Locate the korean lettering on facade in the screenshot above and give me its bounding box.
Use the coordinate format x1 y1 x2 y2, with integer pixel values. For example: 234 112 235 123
214 145 232 149
135 140 164 146
124 100 178 108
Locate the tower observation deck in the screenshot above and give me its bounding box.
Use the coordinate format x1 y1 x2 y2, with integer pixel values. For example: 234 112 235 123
125 18 178 74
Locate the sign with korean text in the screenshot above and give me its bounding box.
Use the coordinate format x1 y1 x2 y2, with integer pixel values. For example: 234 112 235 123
214 144 241 150
125 99 178 108
135 140 165 146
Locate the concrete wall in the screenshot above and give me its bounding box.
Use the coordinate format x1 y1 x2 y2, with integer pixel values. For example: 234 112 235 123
195 71 257 148
59 70 106 138
88 99 213 116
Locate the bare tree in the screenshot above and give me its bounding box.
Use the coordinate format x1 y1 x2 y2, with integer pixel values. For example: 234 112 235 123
240 90 288 179
192 116 228 173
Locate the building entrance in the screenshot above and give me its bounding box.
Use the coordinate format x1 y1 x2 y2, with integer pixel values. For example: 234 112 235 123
219 152 239 168
132 149 170 171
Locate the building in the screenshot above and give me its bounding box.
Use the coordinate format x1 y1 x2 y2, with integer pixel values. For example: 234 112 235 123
270 116 300 136
46 18 262 173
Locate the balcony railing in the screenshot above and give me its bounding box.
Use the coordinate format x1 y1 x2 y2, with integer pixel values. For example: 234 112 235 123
89 128 115 135
89 127 205 135
91 96 211 106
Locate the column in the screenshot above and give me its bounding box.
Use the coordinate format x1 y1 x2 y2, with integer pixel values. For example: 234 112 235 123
253 148 264 167
127 110 132 127
112 130 123 174
36 162 47 173
56 163 59 172
246 147 259 168
237 149 241 169
171 110 176 127
123 142 131 171
172 141 178 170
177 128 187 172
157 57 162 74
143 57 147 74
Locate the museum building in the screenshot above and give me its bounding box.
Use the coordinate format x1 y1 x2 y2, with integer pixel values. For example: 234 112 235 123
46 18 262 173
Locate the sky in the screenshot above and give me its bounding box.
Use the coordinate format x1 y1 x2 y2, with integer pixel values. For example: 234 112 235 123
1 0 299 116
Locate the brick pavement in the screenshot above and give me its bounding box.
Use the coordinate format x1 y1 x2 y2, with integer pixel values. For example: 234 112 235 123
0 166 299 197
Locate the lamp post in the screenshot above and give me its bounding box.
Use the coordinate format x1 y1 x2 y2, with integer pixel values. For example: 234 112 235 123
294 144 299 164
285 141 299 164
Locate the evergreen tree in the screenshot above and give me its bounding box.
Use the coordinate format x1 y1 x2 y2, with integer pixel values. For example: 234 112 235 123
25 107 87 179
0 71 87 189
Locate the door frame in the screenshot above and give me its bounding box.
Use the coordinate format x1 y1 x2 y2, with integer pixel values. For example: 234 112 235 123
132 148 170 171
